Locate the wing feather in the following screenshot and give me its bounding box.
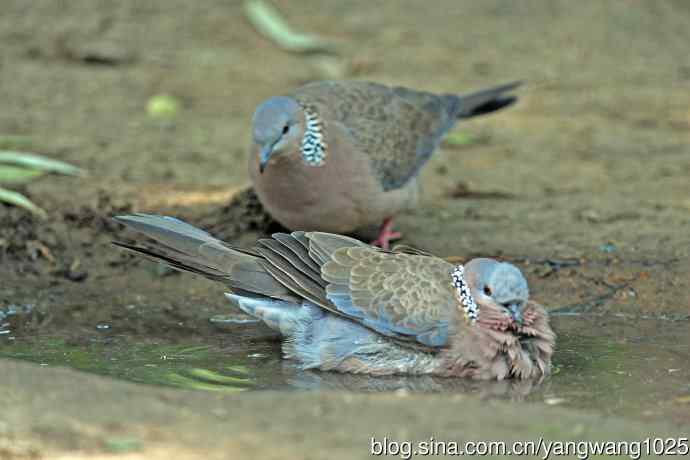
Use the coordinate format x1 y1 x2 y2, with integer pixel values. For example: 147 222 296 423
115 215 456 349
293 81 520 191
321 246 458 347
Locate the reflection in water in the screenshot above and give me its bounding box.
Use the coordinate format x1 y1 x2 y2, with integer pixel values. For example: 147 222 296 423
1 315 688 421
282 363 541 401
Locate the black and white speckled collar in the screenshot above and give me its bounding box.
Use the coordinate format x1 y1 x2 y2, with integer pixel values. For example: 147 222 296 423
451 265 479 324
300 105 328 167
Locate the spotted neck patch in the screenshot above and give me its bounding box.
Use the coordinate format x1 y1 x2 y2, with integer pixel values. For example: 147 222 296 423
300 105 327 166
451 265 479 324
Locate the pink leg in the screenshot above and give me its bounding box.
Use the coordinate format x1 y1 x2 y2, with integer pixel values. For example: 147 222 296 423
370 217 402 250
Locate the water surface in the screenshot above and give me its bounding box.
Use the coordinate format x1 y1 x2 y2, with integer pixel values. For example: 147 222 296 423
2 315 688 423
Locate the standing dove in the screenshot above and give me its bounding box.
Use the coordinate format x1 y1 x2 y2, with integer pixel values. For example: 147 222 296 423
114 214 554 380
249 80 521 249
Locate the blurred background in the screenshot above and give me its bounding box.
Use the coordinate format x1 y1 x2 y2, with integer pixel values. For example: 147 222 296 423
1 1 689 458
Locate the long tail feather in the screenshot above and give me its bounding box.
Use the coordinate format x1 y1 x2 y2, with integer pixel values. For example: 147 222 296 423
113 214 296 301
454 81 522 119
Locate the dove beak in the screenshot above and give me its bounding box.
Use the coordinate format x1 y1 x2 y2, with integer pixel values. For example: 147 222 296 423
506 302 523 326
258 144 274 174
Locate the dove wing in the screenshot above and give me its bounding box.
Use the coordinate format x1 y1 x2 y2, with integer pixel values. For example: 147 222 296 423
294 81 453 191
114 216 461 349
309 234 459 347
293 80 519 191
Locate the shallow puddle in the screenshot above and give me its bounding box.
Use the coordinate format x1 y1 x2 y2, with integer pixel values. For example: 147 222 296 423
1 315 688 422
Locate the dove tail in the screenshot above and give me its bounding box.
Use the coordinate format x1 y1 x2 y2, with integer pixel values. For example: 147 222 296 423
112 214 295 300
452 81 522 119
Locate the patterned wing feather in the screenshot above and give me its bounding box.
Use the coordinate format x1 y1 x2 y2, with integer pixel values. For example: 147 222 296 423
272 232 322 275
293 80 520 191
259 236 325 287
254 232 368 319
254 238 330 307
294 81 456 190
320 247 458 347
116 217 461 349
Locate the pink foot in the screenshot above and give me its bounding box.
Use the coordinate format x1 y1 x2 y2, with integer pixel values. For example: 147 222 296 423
370 217 402 250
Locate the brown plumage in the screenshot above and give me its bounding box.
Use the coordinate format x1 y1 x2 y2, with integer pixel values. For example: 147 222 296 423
114 214 554 380
249 80 521 247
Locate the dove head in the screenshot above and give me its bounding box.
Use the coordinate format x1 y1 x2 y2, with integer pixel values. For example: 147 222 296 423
460 258 530 330
252 96 305 173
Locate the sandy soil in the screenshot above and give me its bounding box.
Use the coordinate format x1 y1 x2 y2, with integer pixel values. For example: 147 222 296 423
1 358 686 460
1 0 689 458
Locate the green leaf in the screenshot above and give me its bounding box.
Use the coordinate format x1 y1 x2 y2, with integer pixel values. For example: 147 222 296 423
0 135 33 150
103 438 143 453
225 364 251 376
0 151 85 176
164 372 250 392
0 187 47 218
146 94 180 119
444 131 476 146
0 165 46 184
244 0 334 54
187 368 254 386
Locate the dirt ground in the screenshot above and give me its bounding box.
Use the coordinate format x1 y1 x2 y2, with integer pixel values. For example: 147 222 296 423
1 1 690 458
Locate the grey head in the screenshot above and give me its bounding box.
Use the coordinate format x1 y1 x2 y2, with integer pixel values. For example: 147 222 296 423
252 96 304 173
464 258 529 324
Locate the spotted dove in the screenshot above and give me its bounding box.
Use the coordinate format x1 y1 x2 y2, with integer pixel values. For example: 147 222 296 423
249 80 521 248
114 214 554 380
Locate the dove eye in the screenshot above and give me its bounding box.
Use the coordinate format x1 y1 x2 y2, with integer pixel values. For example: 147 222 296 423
282 125 289 134
483 286 492 296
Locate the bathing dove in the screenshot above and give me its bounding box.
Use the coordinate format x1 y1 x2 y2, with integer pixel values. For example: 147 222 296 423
249 80 521 249
114 214 554 380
